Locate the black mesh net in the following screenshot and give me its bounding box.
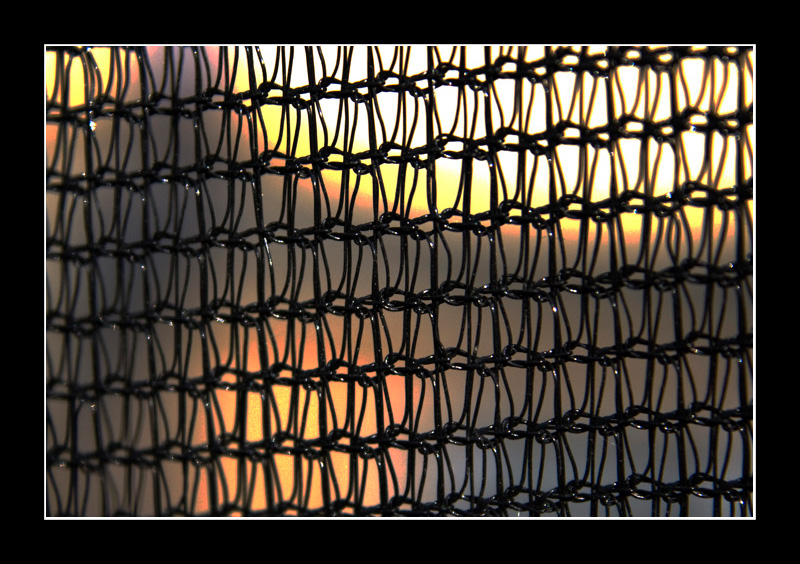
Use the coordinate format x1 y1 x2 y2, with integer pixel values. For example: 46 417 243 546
45 45 754 517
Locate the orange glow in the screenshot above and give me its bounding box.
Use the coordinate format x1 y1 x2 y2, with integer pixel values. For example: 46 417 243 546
184 320 423 515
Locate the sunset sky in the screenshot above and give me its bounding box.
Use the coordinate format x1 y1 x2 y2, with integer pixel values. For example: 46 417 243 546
46 46 754 516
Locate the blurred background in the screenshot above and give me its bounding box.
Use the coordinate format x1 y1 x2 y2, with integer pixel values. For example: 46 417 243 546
45 45 754 517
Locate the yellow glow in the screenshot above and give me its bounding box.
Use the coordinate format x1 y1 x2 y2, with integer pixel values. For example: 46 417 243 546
212 45 752 247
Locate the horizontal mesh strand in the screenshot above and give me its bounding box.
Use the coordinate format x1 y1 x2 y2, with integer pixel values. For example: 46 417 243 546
46 46 753 517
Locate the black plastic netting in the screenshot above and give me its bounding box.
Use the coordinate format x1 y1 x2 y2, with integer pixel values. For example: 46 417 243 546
45 45 754 517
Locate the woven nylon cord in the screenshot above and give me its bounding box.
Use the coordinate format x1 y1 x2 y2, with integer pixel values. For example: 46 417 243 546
46 46 753 517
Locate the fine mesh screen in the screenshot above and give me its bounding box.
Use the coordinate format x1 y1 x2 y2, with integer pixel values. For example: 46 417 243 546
45 45 754 517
